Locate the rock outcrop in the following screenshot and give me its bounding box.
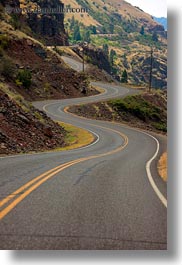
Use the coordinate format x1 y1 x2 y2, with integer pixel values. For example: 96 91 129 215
27 0 68 46
1 0 68 46
74 45 112 74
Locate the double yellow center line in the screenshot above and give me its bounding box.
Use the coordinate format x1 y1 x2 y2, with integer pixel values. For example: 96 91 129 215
0 125 128 220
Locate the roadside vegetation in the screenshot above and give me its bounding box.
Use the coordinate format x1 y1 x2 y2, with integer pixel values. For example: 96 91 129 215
62 0 167 88
109 94 167 132
69 92 167 134
55 122 94 151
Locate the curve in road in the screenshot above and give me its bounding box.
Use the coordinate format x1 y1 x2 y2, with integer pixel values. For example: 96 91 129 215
0 81 167 249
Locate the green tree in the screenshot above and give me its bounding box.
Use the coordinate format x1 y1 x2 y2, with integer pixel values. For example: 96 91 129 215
70 16 75 30
109 23 114 34
92 25 97 34
73 24 81 41
102 26 107 34
109 49 116 66
83 30 91 43
103 43 109 58
121 69 128 83
88 25 97 34
140 25 145 35
152 31 158 42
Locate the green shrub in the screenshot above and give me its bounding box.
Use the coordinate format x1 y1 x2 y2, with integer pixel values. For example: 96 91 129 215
0 35 9 50
16 69 32 89
109 95 162 122
152 122 167 132
9 14 21 30
43 82 51 93
0 56 16 79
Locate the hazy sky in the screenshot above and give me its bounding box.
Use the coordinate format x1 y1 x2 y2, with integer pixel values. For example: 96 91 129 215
125 0 167 17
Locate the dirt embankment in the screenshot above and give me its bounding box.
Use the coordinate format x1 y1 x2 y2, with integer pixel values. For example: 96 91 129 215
69 92 167 134
0 33 98 101
4 38 98 100
0 89 66 155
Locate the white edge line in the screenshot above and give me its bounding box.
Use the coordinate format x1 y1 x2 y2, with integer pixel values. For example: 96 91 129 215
124 128 167 208
0 107 100 161
60 103 168 208
0 129 100 160
43 104 100 150
142 131 167 208
0 86 167 209
0 84 109 160
72 128 100 151
99 119 167 208
58 98 167 208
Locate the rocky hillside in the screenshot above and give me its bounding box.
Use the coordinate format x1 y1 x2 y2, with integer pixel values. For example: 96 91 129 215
0 0 98 155
0 29 93 100
0 0 97 100
1 0 167 89
0 85 66 155
62 0 167 89
62 0 164 32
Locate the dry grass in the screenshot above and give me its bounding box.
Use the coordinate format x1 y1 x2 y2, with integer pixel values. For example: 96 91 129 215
61 0 100 26
158 152 167 182
104 0 157 25
0 82 32 112
92 85 106 93
0 20 44 48
58 46 82 61
55 122 94 151
20 0 38 14
62 0 157 27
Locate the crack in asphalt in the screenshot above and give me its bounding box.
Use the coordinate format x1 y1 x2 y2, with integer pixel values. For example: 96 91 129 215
73 160 106 185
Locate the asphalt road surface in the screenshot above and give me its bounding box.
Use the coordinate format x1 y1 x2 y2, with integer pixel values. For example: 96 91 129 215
61 55 86 72
0 68 167 249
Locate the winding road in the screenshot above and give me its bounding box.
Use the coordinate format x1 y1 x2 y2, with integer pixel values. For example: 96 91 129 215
0 58 167 249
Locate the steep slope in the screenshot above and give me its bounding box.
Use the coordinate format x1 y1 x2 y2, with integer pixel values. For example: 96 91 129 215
3 0 68 45
0 0 96 100
0 26 92 100
62 0 167 89
0 0 97 155
154 17 167 30
0 84 66 155
20 0 68 45
62 0 100 26
62 0 165 35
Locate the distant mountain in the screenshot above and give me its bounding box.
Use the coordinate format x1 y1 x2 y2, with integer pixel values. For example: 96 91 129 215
1 0 167 89
153 17 167 30
62 0 165 33
62 0 167 89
